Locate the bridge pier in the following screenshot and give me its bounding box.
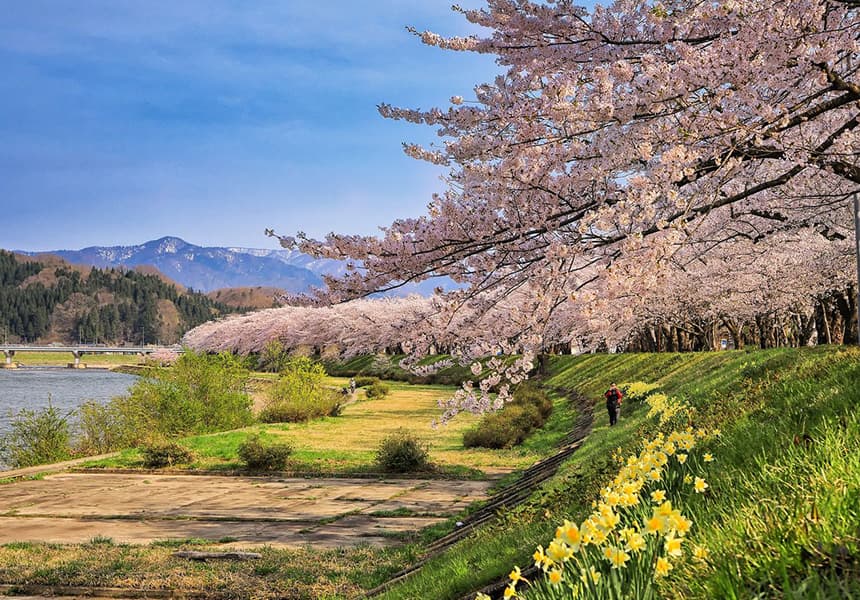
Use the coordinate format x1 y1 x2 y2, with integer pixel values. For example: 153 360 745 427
2 350 16 369
68 350 87 369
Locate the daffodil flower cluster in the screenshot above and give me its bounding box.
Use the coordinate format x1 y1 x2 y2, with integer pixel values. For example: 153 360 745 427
643 392 692 426
492 424 717 600
621 382 660 402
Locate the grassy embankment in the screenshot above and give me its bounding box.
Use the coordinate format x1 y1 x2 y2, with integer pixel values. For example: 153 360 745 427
2 347 858 598
378 346 860 599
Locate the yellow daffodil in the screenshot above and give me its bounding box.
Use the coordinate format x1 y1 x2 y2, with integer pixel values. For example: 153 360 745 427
626 532 646 553
645 515 665 535
669 513 693 536
693 545 710 561
703 453 714 462
547 539 573 563
548 568 564 586
694 477 709 493
509 566 528 584
655 556 673 577
605 545 631 568
650 489 666 503
656 500 674 517
665 533 683 557
677 453 688 464
648 469 662 482
503 583 518 598
556 520 582 551
684 474 693 484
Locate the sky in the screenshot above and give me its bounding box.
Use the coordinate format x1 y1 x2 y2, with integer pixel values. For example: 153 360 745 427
0 1 500 252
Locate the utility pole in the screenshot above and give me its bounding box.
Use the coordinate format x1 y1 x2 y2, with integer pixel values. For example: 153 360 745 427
854 191 860 346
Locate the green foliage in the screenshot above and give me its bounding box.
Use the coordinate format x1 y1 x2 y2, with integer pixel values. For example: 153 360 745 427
140 441 194 468
76 399 139 454
86 351 253 444
364 381 391 399
237 434 292 471
353 376 380 388
260 356 342 423
0 402 71 468
257 339 291 373
376 428 430 472
463 384 553 449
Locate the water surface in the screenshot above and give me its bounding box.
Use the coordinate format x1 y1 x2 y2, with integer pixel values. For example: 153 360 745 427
0 368 137 468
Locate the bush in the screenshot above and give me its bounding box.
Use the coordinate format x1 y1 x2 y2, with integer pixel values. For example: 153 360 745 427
376 429 430 472
261 357 342 423
463 406 532 449
76 399 139 454
85 351 253 446
510 384 554 421
364 381 391 399
463 385 553 449
0 403 71 468
140 441 195 468
353 376 379 388
238 434 292 471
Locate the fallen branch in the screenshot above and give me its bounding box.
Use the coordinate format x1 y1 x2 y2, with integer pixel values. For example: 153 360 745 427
172 551 261 562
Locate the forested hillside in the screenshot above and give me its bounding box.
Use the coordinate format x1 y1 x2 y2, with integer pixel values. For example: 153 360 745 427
0 250 236 344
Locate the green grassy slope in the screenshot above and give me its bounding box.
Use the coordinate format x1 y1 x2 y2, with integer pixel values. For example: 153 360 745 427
380 346 860 599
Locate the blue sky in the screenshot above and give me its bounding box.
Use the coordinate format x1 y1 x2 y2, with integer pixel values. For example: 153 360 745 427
1 1 500 251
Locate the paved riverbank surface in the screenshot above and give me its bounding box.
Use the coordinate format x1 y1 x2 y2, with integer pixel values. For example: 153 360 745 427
0 472 492 548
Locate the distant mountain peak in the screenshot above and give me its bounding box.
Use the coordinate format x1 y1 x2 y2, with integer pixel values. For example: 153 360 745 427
13 237 454 297
150 236 188 255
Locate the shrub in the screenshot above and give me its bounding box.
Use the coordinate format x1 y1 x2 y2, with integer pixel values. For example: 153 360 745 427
463 406 534 449
238 434 292 471
376 429 430 472
140 441 195 468
261 357 342 422
463 385 553 449
510 384 554 421
364 381 391 399
76 399 139 454
104 351 254 442
0 403 71 468
353 376 379 388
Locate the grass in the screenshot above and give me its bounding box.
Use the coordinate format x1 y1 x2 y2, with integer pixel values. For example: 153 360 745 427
377 346 860 599
83 380 577 476
6 348 859 599
9 351 143 367
0 539 421 599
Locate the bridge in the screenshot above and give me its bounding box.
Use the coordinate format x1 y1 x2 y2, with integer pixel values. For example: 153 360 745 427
0 345 183 368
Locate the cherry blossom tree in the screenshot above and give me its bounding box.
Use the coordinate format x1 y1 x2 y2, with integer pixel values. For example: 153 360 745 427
268 0 858 348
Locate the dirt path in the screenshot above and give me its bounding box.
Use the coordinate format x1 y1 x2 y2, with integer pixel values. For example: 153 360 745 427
0 472 494 549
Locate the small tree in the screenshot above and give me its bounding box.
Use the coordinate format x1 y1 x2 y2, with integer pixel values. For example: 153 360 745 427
257 339 290 373
260 356 341 422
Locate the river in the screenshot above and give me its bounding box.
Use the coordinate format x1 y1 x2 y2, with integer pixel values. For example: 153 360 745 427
0 368 138 465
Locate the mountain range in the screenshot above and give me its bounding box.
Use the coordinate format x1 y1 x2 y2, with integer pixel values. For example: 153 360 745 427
17 236 445 296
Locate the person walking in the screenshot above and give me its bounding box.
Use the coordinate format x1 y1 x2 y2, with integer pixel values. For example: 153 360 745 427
605 383 623 426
